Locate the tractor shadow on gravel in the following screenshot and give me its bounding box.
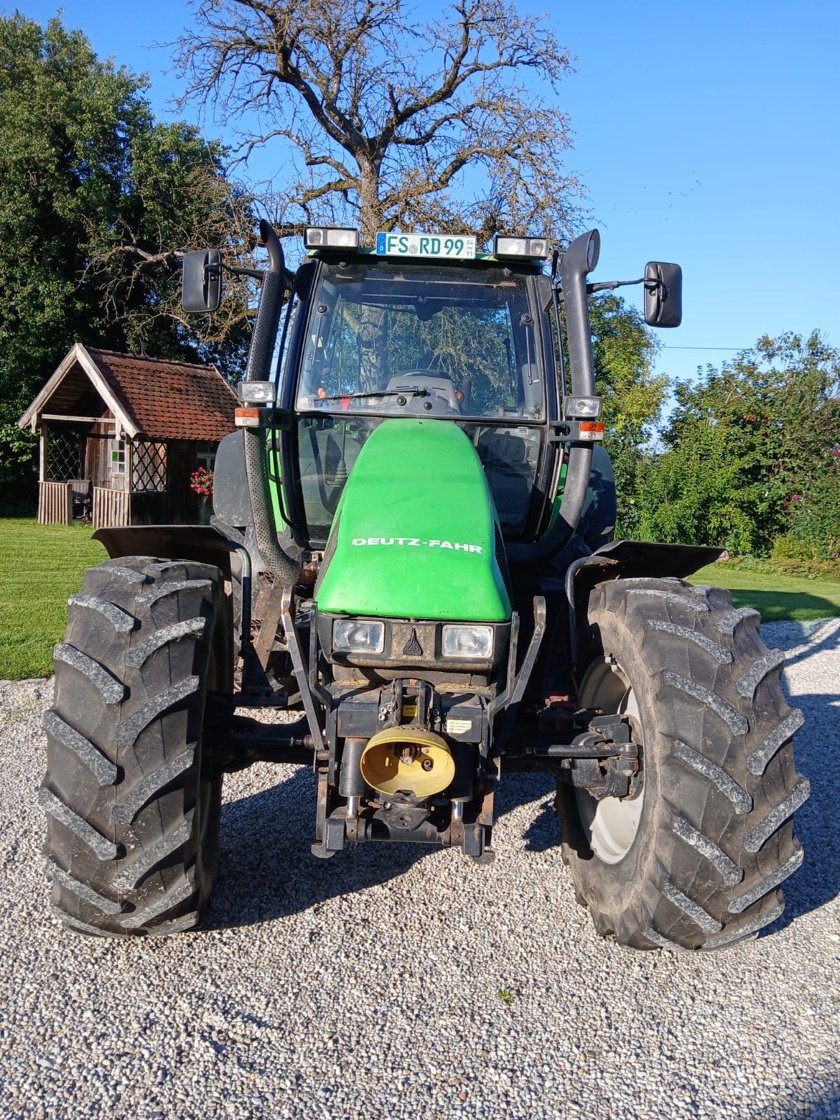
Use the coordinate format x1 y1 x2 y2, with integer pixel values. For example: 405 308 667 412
763 621 840 935
206 769 557 931
769 685 840 928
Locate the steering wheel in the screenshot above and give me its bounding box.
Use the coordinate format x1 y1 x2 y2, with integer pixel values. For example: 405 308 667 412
385 371 461 414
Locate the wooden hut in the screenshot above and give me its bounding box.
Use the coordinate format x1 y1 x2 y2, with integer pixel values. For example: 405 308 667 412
18 344 238 528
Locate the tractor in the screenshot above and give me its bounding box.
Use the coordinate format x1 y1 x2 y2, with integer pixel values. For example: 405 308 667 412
41 222 808 948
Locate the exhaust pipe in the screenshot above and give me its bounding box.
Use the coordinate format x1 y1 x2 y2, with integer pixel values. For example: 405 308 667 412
508 229 600 565
243 220 300 585
359 727 456 799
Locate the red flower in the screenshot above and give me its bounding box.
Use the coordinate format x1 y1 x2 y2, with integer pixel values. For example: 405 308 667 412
190 467 214 497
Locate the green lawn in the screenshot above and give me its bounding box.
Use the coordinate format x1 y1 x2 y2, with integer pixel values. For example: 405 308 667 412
689 564 840 623
0 519 106 680
1 519 839 681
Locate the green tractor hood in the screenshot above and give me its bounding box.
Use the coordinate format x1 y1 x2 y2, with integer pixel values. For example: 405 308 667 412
315 419 511 622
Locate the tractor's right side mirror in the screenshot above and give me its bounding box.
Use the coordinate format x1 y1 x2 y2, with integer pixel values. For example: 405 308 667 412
644 261 682 328
182 249 222 313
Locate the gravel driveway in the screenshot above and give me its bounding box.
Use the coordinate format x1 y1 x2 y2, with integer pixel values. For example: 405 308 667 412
1 619 838 1120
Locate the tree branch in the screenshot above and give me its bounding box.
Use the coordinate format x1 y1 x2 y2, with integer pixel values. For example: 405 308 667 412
178 0 581 243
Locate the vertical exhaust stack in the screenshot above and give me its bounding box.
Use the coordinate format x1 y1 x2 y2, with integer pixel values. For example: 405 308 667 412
561 229 600 403
507 230 600 564
246 221 287 385
243 221 300 585
553 229 599 544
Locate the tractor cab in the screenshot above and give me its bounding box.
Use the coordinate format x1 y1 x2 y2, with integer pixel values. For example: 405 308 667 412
276 232 560 548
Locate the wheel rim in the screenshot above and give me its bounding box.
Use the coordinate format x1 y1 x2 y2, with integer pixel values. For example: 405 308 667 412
575 657 644 864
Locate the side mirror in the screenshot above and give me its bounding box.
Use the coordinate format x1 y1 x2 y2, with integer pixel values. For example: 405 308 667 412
182 249 222 312
644 261 682 328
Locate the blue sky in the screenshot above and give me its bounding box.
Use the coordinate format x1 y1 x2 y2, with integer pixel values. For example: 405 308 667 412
16 0 840 390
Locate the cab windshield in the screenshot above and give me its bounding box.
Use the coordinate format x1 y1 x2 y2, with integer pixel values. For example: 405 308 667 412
296 259 545 420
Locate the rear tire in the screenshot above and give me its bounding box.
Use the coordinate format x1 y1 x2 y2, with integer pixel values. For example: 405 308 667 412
558 577 808 950
41 558 232 937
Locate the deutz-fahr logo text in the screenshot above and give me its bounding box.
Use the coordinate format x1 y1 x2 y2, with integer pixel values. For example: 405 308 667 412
351 536 483 553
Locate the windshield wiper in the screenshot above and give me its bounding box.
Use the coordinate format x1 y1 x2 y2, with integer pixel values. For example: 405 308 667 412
316 388 430 403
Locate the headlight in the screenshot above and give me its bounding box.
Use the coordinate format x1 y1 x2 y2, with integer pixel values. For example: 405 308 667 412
493 235 549 260
441 624 494 660
238 380 275 403
564 395 601 418
333 619 385 655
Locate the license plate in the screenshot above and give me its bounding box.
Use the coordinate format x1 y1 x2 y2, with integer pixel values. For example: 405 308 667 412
375 231 476 260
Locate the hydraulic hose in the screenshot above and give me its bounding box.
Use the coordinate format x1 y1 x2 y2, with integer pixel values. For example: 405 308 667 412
242 220 300 585
507 230 599 565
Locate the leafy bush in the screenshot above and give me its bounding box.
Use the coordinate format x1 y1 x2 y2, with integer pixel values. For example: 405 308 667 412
634 332 840 559
771 534 820 563
784 457 840 561
0 425 37 514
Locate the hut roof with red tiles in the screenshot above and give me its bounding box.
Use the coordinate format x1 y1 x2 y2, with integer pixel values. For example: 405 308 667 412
19 344 238 442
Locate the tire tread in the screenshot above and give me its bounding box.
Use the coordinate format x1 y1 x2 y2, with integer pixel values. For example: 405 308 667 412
558 577 808 951
42 557 228 938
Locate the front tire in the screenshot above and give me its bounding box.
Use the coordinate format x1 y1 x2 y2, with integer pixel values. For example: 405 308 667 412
558 578 808 950
41 558 232 937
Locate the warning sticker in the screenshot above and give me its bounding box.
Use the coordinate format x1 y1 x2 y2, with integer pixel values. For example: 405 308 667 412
446 718 473 735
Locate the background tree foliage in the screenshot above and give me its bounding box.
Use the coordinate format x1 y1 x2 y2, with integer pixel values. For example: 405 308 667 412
5 10 833 570
637 331 840 559
0 13 253 501
83 119 257 362
588 294 667 538
178 0 582 243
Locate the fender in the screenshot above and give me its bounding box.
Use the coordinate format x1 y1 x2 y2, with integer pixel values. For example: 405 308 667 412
566 539 724 664
93 524 238 580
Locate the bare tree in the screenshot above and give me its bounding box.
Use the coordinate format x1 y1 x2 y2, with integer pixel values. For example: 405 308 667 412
178 0 582 244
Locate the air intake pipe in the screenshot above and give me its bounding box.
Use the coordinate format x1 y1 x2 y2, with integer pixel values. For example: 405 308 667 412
243 220 300 585
246 220 286 385
507 229 599 565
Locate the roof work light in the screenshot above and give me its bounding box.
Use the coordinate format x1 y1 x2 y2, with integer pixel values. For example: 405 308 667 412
304 227 360 250
492 236 549 260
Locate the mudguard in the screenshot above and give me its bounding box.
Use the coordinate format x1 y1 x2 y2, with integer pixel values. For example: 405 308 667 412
93 524 237 580
566 539 724 661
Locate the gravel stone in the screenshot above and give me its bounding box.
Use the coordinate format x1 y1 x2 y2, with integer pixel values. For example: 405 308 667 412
1 618 838 1119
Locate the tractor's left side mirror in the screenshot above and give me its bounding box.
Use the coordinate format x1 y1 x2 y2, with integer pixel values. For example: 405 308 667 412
644 261 682 328
182 249 222 312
